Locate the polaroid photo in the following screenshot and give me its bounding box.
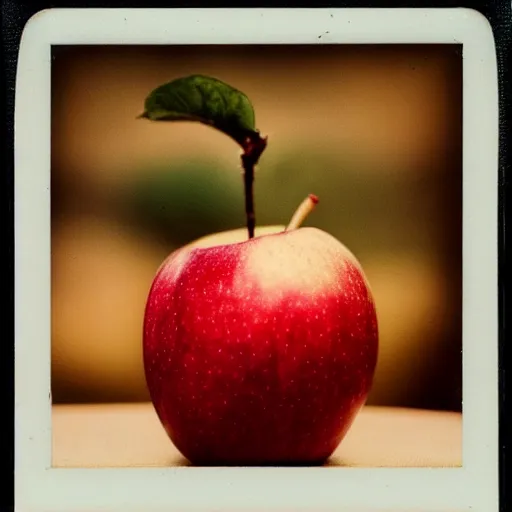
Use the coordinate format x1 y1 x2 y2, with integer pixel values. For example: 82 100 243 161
15 7 499 512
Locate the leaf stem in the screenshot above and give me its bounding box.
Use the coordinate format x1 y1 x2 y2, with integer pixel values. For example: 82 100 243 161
241 133 268 239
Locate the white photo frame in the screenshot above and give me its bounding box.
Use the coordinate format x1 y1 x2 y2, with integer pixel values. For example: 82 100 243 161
15 7 499 512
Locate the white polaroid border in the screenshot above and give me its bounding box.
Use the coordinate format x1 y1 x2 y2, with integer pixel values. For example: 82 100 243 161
15 7 499 512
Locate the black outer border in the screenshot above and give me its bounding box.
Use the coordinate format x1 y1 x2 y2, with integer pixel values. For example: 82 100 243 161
3 2 510 511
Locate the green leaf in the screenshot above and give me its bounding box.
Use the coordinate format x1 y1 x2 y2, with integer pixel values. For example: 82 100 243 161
139 75 258 146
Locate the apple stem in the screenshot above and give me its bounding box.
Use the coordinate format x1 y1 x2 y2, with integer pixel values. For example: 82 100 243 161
285 194 319 231
241 133 268 239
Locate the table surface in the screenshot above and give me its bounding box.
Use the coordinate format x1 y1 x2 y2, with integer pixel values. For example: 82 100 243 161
52 402 462 468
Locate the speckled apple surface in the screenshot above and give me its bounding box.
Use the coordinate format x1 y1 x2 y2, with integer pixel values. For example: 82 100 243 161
143 227 378 465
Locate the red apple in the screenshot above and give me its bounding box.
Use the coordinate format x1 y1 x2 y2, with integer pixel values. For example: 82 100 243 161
143 195 378 465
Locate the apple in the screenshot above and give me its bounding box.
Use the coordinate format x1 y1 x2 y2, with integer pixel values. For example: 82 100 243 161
143 194 378 465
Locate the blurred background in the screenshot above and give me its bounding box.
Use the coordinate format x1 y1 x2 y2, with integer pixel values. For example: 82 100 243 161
51 44 462 411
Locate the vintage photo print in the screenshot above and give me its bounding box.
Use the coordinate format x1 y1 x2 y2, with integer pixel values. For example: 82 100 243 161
15 8 499 512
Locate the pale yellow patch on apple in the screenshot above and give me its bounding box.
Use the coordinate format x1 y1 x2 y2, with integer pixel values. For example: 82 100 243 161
240 227 361 300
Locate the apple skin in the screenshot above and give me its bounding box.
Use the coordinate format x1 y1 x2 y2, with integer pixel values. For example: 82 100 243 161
143 225 378 465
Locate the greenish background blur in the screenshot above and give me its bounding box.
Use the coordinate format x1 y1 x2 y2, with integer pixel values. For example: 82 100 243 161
51 44 462 411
